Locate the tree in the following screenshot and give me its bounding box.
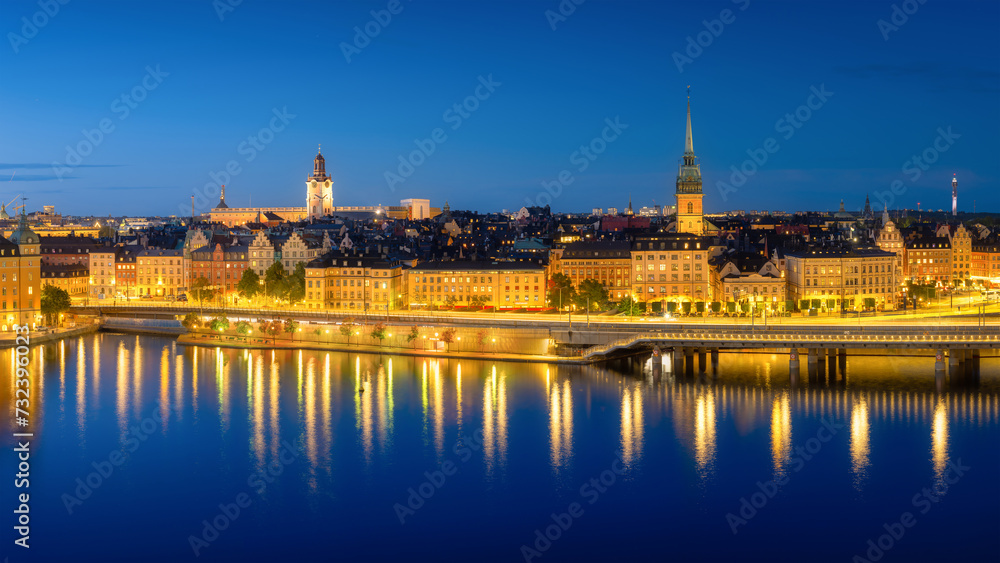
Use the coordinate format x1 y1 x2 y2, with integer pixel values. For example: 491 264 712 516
264 262 288 301
98 225 116 238
283 318 299 340
40 284 71 326
406 325 420 349
340 318 356 345
547 273 575 310
442 329 456 352
236 269 261 301
618 295 640 317
287 263 306 304
235 320 252 340
181 312 200 330
190 277 215 313
475 329 488 352
575 279 609 311
370 322 387 346
444 295 457 308
210 315 229 332
266 320 281 342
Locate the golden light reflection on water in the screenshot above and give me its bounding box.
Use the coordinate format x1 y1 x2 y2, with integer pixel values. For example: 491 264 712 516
159 346 170 432
620 385 644 466
76 338 86 436
432 360 444 456
482 365 508 473
932 399 949 489
305 356 318 490
770 392 791 481
549 375 573 469
116 341 129 437
132 336 143 418
252 352 266 472
694 387 716 478
850 398 870 487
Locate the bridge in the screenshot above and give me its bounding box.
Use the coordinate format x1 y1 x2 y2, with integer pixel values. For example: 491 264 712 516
578 324 998 386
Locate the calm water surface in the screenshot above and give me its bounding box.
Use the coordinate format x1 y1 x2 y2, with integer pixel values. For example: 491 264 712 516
3 333 998 562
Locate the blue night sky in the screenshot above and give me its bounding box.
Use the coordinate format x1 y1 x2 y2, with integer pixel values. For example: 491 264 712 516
1 0 997 217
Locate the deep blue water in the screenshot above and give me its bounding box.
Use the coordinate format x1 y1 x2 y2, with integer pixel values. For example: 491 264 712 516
3 333 999 563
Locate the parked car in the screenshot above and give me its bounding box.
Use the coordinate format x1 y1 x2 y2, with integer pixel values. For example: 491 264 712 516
177 294 188 302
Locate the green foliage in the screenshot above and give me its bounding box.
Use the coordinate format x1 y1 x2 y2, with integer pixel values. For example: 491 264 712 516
264 262 287 300
547 273 575 310
181 312 200 330
210 315 229 332
286 263 306 303
370 322 387 344
618 295 640 317
575 279 609 311
283 318 299 338
40 284 71 325
235 320 252 336
476 329 488 350
406 325 419 348
190 277 216 305
710 301 721 313
236 269 261 300
340 318 356 345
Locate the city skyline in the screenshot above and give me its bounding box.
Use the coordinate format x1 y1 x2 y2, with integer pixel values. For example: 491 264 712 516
2 1 998 216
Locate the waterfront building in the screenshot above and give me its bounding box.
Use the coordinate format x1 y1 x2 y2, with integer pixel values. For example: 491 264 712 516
553 240 631 300
40 235 102 267
249 230 281 277
711 253 788 312
0 212 42 329
88 246 117 300
188 242 249 296
280 231 328 273
304 255 406 312
115 247 139 299
971 241 1000 286
136 248 185 297
41 263 89 298
785 247 897 311
408 261 547 309
904 237 952 285
876 211 904 281
630 234 714 308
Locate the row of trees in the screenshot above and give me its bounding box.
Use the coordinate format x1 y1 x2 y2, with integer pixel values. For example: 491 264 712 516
181 313 489 352
189 262 307 308
547 274 612 311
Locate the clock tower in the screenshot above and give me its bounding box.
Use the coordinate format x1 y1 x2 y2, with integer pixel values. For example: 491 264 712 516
675 90 704 235
306 145 334 221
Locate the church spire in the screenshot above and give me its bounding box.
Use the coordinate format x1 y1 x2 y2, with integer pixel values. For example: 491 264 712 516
684 86 694 158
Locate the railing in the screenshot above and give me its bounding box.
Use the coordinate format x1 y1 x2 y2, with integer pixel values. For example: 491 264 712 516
580 327 1000 359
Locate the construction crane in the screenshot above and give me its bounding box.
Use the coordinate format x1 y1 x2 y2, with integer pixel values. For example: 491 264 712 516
1 194 23 219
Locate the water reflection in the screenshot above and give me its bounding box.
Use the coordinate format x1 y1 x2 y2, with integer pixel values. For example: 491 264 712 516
770 392 791 481
482 365 508 474
620 385 643 466
850 398 870 488
932 399 949 489
694 387 716 478
549 371 573 470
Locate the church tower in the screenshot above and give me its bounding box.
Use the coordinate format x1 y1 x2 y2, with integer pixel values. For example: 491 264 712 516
675 89 704 235
306 145 334 220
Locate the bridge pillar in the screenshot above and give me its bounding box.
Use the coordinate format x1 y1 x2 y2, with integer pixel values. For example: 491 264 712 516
837 349 847 380
807 348 818 365
971 349 981 386
934 349 946 374
948 349 960 375
826 348 837 377
684 348 694 377
672 347 684 373
710 348 719 376
816 349 827 379
698 348 707 374
789 348 800 375
651 345 662 378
